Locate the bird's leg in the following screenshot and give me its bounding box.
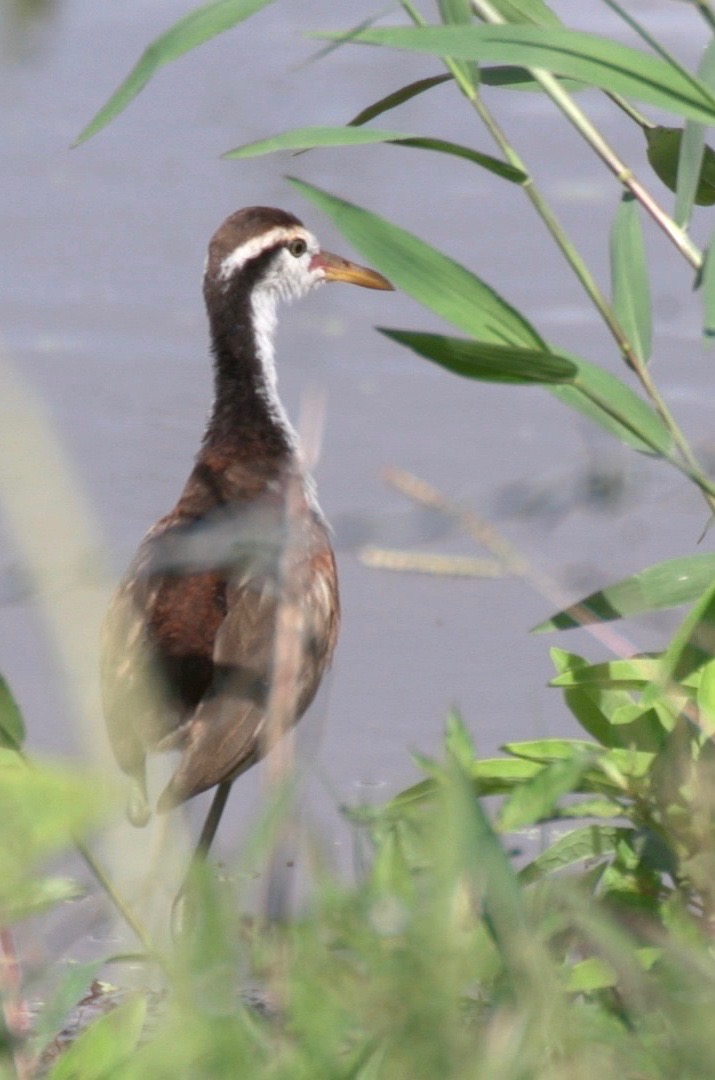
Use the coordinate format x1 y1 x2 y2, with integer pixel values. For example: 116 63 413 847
171 780 233 938
196 779 233 858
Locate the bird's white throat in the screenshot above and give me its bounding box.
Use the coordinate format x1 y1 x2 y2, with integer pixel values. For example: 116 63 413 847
250 286 296 447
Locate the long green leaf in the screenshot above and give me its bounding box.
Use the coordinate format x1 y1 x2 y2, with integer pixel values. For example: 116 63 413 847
292 181 672 455
703 231 715 342
565 956 618 992
379 330 576 383
47 995 147 1080
646 126 715 207
225 127 526 182
677 40 715 225
488 0 563 27
226 125 408 156
315 26 715 123
660 577 715 686
550 648 637 749
0 673 25 750
348 74 452 126
74 0 278 145
519 824 625 884
289 179 545 346
498 752 592 831
553 354 673 456
550 656 663 690
610 194 652 363
480 65 584 91
534 553 715 633
502 738 601 762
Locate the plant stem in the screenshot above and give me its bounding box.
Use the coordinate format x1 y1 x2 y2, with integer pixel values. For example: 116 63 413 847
470 0 703 269
11 747 158 966
73 837 159 962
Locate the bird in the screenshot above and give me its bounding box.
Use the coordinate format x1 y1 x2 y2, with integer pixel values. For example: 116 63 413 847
101 206 393 863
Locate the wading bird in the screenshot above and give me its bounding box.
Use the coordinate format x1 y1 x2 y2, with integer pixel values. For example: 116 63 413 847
101 206 393 864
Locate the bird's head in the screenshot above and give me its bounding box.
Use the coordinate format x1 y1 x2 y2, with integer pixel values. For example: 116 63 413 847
203 206 393 312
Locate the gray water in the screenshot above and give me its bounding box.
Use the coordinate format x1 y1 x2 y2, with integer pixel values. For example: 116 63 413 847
1 0 714 944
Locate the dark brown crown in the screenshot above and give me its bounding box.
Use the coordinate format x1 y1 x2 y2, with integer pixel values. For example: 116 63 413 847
205 207 304 280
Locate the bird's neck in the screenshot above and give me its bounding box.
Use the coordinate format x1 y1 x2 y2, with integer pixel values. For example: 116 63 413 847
203 287 297 461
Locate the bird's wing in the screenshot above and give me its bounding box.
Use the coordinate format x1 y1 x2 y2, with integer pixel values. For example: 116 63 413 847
157 521 339 810
156 567 278 809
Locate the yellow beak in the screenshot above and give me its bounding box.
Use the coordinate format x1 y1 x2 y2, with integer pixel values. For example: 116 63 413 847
312 250 394 291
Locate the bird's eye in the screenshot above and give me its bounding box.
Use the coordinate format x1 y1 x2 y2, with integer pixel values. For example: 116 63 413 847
288 238 307 258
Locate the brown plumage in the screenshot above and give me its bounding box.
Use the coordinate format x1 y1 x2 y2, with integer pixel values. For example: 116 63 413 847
101 207 392 844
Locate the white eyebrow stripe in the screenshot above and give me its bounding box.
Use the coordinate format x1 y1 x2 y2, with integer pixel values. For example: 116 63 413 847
217 226 307 281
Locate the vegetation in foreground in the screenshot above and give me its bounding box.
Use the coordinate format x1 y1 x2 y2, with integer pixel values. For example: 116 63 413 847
6 0 715 1075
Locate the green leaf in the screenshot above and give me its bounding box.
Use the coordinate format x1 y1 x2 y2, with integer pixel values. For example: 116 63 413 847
0 673 25 750
74 0 278 145
379 330 576 383
566 955 618 992
439 0 473 23
646 126 715 207
480 65 584 91
501 738 601 763
348 74 453 126
610 194 652 363
487 0 563 27
519 824 625 884
498 752 593 831
696 657 715 737
47 995 147 1079
442 753 530 959
371 825 414 899
676 54 709 228
555 797 624 819
3 875 84 924
444 708 475 769
225 125 409 157
550 648 633 749
390 137 525 180
472 757 544 794
533 553 715 632
225 127 526 182
31 960 109 1058
315 26 715 123
550 656 662 690
553 354 673 456
0 756 113 920
437 0 478 91
660 577 715 687
289 179 545 346
701 233 715 341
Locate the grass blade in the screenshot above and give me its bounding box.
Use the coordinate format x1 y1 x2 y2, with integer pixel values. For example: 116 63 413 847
313 25 715 123
554 355 673 456
225 127 526 182
288 179 545 346
610 194 652 363
533 553 715 633
675 41 715 225
702 231 715 341
646 126 715 208
378 330 576 382
0 674 25 751
348 74 452 126
487 0 563 27
519 825 624 884
498 752 593 831
74 0 278 145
